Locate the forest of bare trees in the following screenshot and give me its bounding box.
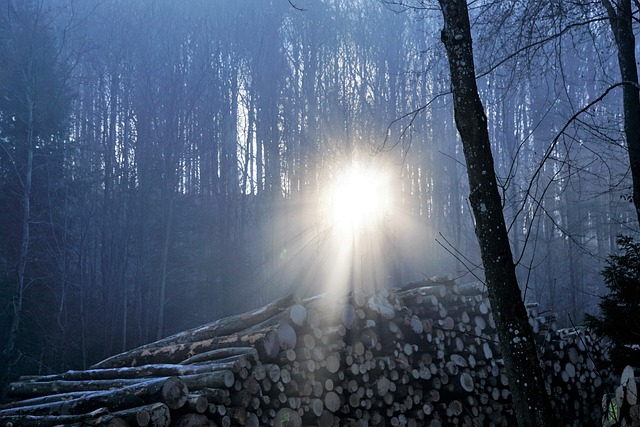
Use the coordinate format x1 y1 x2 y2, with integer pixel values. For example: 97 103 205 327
0 0 637 389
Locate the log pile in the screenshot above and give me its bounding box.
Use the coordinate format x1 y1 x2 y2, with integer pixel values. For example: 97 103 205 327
603 365 640 426
0 278 611 427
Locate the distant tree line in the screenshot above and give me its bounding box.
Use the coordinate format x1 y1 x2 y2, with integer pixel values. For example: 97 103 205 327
0 0 636 385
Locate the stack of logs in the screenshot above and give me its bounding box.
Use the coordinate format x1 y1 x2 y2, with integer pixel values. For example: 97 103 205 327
0 278 611 427
603 365 639 426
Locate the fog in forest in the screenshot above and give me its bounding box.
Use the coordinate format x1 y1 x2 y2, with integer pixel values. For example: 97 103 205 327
0 0 636 376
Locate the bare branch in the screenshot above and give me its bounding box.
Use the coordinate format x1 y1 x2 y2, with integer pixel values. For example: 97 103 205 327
477 16 608 80
511 82 634 268
287 0 307 12
375 91 450 154
435 232 484 283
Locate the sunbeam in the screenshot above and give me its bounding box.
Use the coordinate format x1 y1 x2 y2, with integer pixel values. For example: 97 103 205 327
317 160 395 298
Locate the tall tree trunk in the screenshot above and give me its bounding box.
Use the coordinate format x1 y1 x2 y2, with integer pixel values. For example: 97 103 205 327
1 99 34 399
156 192 174 341
436 1 553 426
602 0 640 224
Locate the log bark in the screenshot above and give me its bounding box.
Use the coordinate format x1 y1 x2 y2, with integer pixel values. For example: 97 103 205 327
9 363 238 398
180 371 235 390
91 293 297 369
0 377 188 416
0 391 89 410
179 348 257 366
90 327 281 369
8 377 166 399
0 408 112 427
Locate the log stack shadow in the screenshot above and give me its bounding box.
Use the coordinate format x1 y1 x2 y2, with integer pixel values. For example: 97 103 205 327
0 278 611 426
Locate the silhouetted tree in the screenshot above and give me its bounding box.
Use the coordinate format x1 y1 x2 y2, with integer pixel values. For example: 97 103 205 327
586 236 640 371
602 0 640 224
0 0 72 396
436 0 553 425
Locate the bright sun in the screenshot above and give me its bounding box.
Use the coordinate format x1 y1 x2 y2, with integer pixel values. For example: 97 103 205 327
316 161 394 299
326 164 389 231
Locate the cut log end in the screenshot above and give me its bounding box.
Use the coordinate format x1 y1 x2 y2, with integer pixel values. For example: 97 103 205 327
274 408 302 427
162 377 189 410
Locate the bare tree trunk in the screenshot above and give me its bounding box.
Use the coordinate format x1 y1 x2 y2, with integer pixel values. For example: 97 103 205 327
436 1 553 426
1 100 34 399
602 0 640 224
156 197 174 341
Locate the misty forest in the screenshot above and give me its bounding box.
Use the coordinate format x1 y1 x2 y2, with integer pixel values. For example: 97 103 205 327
1 0 640 426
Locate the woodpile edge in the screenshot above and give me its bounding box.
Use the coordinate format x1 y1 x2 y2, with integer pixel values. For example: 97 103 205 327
0 277 617 427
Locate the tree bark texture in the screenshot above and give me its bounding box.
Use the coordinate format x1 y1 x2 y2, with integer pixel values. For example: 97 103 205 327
602 0 640 224
436 1 554 426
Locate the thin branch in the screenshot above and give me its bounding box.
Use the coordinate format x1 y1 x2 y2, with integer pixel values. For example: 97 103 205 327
511 81 635 267
287 0 307 12
375 91 449 154
381 16 607 156
435 232 485 283
476 17 608 80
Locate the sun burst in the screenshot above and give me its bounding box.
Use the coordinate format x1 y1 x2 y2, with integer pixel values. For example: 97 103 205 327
326 164 389 232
